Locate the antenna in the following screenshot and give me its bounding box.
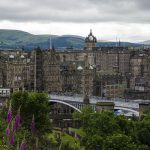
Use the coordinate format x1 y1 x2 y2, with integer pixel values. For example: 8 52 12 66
116 36 118 47
49 36 52 50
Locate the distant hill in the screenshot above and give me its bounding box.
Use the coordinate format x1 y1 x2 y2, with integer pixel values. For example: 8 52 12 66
139 40 150 45
0 29 142 50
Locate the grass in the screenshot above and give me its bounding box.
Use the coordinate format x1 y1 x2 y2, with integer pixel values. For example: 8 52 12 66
61 133 84 150
46 130 85 150
69 127 85 136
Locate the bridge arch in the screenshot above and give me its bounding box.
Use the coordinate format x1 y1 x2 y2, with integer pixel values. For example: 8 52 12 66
114 106 139 116
49 99 82 113
49 99 139 116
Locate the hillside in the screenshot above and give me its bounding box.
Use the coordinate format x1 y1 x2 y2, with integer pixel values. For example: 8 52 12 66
139 40 150 45
0 29 142 50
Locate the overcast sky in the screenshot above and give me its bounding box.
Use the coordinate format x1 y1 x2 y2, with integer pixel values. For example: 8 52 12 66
0 0 150 42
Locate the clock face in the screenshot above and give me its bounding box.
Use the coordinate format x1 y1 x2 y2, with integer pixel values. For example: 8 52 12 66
89 36 94 41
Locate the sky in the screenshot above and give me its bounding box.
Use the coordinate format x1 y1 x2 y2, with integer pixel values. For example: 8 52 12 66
0 0 150 42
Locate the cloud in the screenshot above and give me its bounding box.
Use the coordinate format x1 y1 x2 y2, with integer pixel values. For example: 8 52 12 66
1 21 150 42
0 0 150 23
0 0 150 42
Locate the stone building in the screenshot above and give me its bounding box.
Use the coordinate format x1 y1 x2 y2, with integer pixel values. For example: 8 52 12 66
33 47 44 92
42 49 62 93
60 61 83 93
93 71 125 98
3 50 32 92
130 50 149 78
95 47 130 73
125 50 150 99
82 55 95 97
1 31 150 100
0 52 7 88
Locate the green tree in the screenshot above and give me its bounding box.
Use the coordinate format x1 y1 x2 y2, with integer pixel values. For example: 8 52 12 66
74 106 150 150
82 134 103 150
137 145 149 150
114 115 135 135
11 91 51 134
75 106 119 137
135 121 150 147
103 134 137 150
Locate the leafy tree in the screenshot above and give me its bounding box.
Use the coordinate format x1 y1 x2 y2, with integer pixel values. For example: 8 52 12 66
11 91 51 134
114 115 135 135
75 106 119 137
137 145 149 150
74 105 150 150
135 121 150 147
103 134 137 150
82 134 103 150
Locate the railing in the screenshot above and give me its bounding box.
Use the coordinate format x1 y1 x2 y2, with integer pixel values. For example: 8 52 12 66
49 94 139 109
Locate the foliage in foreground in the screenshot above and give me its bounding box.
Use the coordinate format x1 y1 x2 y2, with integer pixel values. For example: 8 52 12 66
11 91 51 133
74 106 150 150
0 91 52 149
1 91 150 149
0 91 82 150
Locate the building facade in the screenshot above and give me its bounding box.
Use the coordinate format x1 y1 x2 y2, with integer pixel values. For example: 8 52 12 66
0 31 150 100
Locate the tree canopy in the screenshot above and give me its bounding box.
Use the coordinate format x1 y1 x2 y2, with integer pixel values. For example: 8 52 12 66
74 106 150 150
11 91 51 133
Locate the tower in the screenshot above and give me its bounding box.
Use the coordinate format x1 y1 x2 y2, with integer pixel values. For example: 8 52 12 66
85 29 97 49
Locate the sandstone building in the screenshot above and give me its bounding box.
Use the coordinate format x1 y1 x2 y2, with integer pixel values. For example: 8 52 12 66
1 31 150 100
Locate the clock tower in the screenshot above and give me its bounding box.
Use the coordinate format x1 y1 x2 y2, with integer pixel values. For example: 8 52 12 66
85 29 97 49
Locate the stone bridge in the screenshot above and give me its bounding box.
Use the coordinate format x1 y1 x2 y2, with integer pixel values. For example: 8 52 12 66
49 95 140 117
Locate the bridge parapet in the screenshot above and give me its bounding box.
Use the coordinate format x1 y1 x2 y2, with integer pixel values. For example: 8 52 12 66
49 94 139 109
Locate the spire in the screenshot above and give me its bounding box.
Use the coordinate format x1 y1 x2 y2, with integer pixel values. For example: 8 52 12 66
119 39 121 47
49 36 52 50
90 29 92 35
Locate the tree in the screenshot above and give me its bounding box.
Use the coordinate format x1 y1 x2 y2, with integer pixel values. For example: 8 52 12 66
74 106 120 149
11 91 51 134
135 121 150 147
75 106 119 137
114 115 135 135
103 134 137 150
82 134 103 150
74 105 150 150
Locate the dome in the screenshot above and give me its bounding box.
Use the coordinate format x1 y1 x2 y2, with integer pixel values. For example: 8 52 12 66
77 66 83 70
9 55 14 59
20 55 25 58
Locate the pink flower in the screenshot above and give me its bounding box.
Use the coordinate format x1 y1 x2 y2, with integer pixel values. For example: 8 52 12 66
19 138 26 150
13 106 21 132
5 125 10 137
9 131 15 145
14 113 21 130
7 101 12 124
7 110 12 124
19 143 26 150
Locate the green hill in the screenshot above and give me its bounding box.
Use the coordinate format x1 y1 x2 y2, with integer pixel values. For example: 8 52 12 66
0 29 141 50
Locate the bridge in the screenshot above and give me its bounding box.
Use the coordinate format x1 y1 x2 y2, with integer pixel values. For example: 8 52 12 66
49 94 140 117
